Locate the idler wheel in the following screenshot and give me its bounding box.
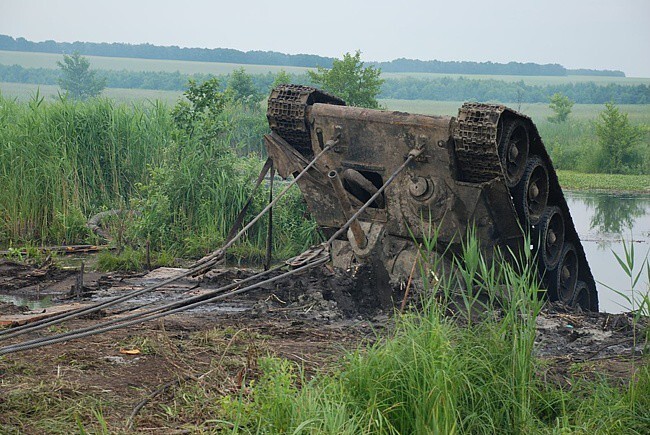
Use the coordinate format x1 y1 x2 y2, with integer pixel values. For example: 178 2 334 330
498 119 530 187
534 206 565 270
571 280 591 310
514 156 549 226
549 242 579 303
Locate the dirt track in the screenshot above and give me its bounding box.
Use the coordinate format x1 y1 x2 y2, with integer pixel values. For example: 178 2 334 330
0 258 647 432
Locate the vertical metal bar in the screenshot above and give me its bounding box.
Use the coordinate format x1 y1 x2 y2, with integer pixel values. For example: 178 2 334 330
264 165 275 271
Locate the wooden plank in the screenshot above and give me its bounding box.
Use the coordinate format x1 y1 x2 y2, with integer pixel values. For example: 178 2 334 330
0 302 89 327
0 245 110 256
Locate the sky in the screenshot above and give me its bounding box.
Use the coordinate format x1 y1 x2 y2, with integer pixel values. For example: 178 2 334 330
1 0 649 77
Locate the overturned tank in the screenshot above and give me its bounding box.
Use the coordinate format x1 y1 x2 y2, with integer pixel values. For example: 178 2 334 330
264 85 598 311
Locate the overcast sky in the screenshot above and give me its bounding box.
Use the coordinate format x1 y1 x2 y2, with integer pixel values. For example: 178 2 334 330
1 0 649 77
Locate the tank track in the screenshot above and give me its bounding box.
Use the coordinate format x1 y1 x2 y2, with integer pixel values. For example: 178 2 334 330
265 86 598 311
453 103 598 311
453 103 505 183
267 85 345 157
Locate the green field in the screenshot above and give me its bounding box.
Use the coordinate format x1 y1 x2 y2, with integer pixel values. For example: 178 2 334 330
4 82 649 127
2 50 650 86
0 50 313 75
381 71 650 85
380 99 650 124
0 81 182 104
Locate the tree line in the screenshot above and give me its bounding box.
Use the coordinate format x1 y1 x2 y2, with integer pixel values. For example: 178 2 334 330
1 63 648 104
0 34 624 77
379 76 650 104
368 58 624 77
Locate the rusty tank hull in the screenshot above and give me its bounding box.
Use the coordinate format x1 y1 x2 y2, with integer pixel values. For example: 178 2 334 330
265 85 598 311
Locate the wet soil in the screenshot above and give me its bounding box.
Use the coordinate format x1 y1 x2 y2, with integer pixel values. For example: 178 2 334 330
0 259 647 432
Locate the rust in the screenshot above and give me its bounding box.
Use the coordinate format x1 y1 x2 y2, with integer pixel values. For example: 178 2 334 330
265 85 598 311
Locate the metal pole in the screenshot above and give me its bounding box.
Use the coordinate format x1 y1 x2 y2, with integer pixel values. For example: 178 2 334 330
264 165 275 270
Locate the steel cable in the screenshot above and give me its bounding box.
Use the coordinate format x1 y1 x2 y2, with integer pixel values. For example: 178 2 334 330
0 265 285 352
0 143 415 355
0 258 221 341
0 144 332 340
0 257 327 355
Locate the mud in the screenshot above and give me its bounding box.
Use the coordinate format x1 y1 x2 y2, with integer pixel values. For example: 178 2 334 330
535 302 647 359
0 258 646 434
0 259 646 376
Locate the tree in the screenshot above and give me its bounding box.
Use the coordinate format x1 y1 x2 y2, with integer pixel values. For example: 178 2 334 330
547 92 573 123
57 52 106 100
171 78 227 141
594 102 644 173
308 50 384 108
226 67 261 104
272 69 292 87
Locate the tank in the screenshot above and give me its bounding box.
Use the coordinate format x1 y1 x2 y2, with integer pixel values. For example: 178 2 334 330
265 85 598 311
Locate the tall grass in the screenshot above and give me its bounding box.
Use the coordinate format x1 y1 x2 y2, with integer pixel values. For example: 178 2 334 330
200 234 649 434
537 119 649 175
0 93 318 260
0 94 170 244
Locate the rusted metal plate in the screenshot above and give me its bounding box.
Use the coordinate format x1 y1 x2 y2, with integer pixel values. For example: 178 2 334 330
264 85 598 311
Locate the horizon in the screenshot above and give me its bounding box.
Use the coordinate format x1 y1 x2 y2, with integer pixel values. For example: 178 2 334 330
1 0 649 78
0 33 628 75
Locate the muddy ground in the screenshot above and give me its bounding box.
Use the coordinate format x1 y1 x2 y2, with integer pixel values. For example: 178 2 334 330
0 258 647 433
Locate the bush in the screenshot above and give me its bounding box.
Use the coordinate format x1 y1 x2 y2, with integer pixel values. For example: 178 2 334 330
594 103 645 174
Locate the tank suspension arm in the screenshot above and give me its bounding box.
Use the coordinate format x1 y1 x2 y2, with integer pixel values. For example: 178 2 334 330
327 147 423 245
328 170 368 249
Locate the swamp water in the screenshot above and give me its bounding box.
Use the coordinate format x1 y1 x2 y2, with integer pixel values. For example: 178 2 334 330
565 191 650 313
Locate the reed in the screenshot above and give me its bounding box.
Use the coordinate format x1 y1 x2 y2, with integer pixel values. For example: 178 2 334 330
0 94 317 260
0 94 170 245
204 232 648 434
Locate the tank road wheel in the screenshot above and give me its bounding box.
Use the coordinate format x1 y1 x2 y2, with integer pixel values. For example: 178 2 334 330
514 156 549 226
571 281 591 310
550 243 579 303
534 206 565 270
498 119 530 187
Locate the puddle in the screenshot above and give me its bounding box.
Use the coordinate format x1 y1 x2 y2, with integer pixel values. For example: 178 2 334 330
0 293 53 310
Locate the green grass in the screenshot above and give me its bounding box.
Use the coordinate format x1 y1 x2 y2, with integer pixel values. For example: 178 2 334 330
0 92 317 261
556 171 650 192
133 233 649 434
1 229 648 433
0 94 171 245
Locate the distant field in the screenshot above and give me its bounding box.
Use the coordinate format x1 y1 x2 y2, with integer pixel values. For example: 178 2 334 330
2 50 649 86
0 50 312 75
380 99 650 124
3 82 650 127
381 71 650 86
0 82 182 104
